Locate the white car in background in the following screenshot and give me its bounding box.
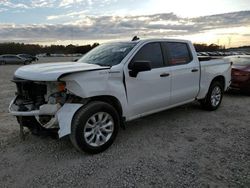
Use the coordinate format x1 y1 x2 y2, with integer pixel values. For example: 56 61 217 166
0 54 31 65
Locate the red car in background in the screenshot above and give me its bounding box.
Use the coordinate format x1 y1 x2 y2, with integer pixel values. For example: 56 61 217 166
226 55 250 93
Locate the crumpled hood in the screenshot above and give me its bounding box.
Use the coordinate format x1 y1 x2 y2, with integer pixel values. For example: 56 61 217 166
14 62 109 81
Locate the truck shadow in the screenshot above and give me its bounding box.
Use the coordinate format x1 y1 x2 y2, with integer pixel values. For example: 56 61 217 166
225 90 250 97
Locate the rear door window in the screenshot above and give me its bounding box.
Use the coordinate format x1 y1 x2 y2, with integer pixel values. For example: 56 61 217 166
163 42 192 65
132 42 164 69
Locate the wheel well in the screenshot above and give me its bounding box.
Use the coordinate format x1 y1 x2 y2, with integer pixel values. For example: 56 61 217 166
211 76 225 90
89 95 123 117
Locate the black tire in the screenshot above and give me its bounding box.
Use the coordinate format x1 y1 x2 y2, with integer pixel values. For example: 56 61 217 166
70 101 120 154
1 61 6 65
200 81 224 111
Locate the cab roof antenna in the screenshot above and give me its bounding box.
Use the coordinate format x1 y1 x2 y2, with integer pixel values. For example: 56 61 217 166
132 36 140 41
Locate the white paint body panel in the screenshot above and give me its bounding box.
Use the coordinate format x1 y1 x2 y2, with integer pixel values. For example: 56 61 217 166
197 59 231 99
124 67 171 117
57 103 83 138
169 61 200 105
11 39 231 137
14 62 109 81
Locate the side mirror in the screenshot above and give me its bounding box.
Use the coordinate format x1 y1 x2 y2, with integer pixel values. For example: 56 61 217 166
128 60 151 77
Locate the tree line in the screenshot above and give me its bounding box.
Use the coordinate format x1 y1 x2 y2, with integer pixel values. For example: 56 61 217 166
0 42 231 55
193 43 225 52
0 42 100 55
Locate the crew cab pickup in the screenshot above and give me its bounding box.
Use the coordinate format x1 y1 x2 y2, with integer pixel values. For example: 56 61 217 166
9 39 231 153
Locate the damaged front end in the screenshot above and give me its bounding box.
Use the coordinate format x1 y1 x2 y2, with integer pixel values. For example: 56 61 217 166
9 77 83 137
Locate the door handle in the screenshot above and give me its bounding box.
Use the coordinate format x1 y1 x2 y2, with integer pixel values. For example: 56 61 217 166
191 69 198 72
160 73 170 77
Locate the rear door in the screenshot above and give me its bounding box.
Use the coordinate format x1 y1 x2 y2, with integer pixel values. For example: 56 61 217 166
124 42 171 117
162 42 200 105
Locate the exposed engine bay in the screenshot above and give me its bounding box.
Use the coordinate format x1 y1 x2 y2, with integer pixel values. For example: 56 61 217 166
15 80 67 110
12 77 68 129
9 77 85 138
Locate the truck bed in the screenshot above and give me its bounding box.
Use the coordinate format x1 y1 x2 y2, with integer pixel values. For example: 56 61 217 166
197 58 231 99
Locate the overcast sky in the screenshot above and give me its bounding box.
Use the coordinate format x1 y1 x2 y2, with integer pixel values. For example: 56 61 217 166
0 0 250 47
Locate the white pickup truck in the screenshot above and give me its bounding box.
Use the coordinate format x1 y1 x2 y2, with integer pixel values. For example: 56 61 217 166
9 39 231 153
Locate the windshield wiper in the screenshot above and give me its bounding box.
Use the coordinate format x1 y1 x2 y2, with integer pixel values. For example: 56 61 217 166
94 63 112 67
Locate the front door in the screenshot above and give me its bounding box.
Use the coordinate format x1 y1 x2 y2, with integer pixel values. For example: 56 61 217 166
124 42 171 118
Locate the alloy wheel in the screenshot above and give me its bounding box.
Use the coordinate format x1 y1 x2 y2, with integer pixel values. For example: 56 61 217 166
83 112 114 147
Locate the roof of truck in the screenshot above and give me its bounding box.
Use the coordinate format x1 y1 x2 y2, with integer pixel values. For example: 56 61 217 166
137 38 191 43
105 38 192 45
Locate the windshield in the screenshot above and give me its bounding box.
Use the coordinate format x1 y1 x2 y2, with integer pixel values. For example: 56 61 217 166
230 57 250 66
77 42 137 66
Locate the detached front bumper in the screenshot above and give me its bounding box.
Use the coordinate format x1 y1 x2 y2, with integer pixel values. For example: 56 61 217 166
9 97 83 138
9 96 61 116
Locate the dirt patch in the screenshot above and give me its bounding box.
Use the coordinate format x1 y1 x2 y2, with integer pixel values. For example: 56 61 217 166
0 60 249 187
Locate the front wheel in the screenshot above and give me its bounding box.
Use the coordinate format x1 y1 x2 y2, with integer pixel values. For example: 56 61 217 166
200 81 223 111
70 101 120 154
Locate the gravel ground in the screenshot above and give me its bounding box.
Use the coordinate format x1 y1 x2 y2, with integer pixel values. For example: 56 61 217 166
0 58 249 187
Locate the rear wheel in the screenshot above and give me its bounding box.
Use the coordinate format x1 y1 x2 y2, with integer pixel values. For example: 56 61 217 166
1 60 6 65
200 81 223 111
70 101 120 154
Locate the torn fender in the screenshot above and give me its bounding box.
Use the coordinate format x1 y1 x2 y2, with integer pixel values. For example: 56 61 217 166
56 103 83 138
